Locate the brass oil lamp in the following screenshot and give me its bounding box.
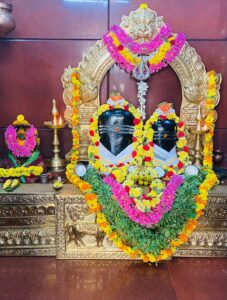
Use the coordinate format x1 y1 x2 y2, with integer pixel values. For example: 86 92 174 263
44 99 66 172
189 105 210 168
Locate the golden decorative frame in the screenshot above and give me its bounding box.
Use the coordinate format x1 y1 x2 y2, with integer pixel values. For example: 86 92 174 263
62 5 221 161
58 6 225 260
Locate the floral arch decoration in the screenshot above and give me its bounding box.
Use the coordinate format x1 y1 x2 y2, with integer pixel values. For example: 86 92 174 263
62 4 221 264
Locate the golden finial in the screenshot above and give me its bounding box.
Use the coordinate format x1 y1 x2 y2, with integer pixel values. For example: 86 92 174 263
140 3 148 9
13 114 30 127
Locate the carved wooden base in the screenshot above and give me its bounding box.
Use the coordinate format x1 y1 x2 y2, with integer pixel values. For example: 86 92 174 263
55 184 227 259
0 184 226 259
0 184 56 256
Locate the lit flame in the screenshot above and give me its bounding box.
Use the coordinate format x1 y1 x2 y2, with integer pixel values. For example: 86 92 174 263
58 115 63 125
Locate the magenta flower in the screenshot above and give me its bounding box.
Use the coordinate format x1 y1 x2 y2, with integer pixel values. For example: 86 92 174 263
103 25 185 75
104 175 184 227
5 125 37 157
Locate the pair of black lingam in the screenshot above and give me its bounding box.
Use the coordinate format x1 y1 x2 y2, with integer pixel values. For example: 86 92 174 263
98 107 177 157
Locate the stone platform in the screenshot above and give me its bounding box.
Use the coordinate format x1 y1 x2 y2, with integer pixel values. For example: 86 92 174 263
0 184 226 259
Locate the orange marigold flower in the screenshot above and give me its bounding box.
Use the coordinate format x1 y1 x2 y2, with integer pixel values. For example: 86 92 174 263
196 211 204 217
109 232 117 240
84 193 97 201
142 255 149 263
186 219 198 231
89 206 101 213
78 182 91 191
178 233 188 243
98 222 108 227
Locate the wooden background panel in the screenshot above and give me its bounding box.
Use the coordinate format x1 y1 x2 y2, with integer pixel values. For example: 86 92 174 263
0 39 107 127
189 41 227 128
6 0 108 39
38 128 72 159
109 0 227 40
107 64 182 118
214 129 227 167
0 1 226 162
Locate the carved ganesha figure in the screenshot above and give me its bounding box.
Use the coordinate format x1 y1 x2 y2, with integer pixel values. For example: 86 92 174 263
121 5 163 42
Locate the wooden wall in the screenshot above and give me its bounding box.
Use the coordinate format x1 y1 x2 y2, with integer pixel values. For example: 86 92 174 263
0 0 226 165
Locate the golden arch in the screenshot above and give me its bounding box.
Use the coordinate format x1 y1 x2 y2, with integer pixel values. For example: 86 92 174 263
62 5 221 161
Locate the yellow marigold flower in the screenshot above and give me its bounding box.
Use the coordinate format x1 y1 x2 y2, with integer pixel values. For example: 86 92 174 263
130 187 141 198
177 137 187 148
140 3 148 9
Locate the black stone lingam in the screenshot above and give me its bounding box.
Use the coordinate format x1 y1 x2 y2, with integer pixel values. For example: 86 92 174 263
98 109 134 156
152 119 177 152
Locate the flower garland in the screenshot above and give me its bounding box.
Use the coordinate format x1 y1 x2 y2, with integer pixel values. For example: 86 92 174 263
104 174 184 227
65 69 219 263
5 125 37 158
88 99 143 183
111 24 172 55
122 167 165 211
203 70 217 168
83 167 218 263
143 103 190 175
103 25 185 74
65 69 99 211
0 166 43 178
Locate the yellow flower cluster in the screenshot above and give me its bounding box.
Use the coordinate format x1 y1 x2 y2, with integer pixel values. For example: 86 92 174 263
148 37 172 65
123 167 164 212
0 166 43 178
203 70 217 169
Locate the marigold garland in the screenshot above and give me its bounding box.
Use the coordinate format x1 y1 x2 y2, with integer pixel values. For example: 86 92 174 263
104 174 184 227
66 69 219 264
103 24 185 74
0 166 43 178
83 167 218 263
203 70 217 169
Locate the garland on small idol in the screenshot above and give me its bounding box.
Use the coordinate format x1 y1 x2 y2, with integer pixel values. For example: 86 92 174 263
5 125 37 158
103 24 185 74
1 115 43 180
88 98 143 183
66 68 219 264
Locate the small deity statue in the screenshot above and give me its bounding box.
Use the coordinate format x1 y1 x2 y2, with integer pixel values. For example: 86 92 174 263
152 103 179 167
4 115 45 183
98 93 135 164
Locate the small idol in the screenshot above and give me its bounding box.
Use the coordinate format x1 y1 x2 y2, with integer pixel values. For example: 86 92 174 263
4 114 44 184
